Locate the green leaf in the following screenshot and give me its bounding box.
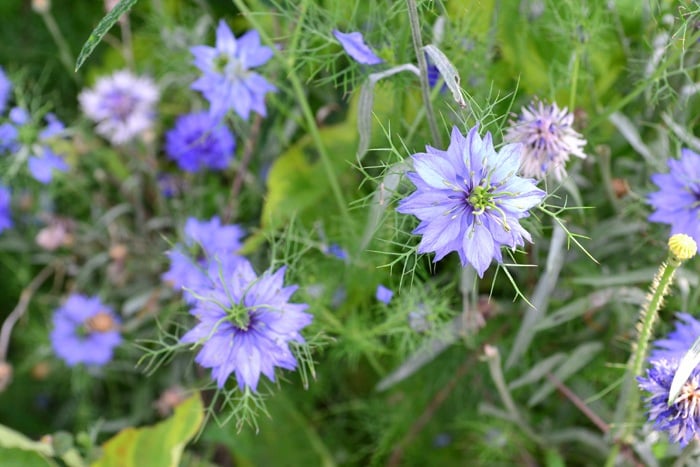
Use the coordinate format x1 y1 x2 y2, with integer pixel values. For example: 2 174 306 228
0 447 55 467
92 392 204 467
75 0 139 71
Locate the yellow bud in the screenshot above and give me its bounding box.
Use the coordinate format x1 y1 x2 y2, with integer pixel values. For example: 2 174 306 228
669 233 697 261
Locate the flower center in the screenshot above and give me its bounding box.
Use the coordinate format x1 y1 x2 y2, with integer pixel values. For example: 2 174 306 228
468 185 494 215
214 54 247 81
82 311 115 334
225 302 251 331
673 377 700 420
106 90 137 121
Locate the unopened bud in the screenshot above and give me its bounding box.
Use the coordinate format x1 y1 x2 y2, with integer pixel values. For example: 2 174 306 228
32 0 51 13
669 234 697 261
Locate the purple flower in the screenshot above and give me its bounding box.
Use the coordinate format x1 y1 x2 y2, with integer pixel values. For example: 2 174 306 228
397 125 546 277
50 294 122 367
165 112 235 172
333 30 383 65
162 217 245 302
0 123 18 154
651 313 700 362
191 20 276 120
27 147 68 184
180 258 313 391
648 149 700 245
39 113 66 140
79 70 159 145
0 185 12 233
504 100 586 180
376 285 393 304
326 243 348 261
8 106 28 126
0 67 11 115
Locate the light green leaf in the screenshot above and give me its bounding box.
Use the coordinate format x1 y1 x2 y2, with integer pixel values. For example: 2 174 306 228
92 392 204 467
75 0 139 71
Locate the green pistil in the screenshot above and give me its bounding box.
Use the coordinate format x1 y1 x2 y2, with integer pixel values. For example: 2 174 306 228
468 185 492 215
18 125 38 146
214 55 229 74
226 302 251 330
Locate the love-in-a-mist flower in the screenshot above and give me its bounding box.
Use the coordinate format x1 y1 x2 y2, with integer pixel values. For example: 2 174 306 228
397 125 546 277
333 30 383 65
0 185 12 233
376 285 393 304
165 111 235 172
162 216 245 303
79 70 159 145
0 66 11 115
191 20 276 120
50 294 121 367
648 149 700 245
180 257 313 391
504 100 586 180
638 313 700 446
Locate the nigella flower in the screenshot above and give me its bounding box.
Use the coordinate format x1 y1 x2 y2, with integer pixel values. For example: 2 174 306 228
28 147 68 184
397 125 546 277
191 20 276 120
180 258 313 391
651 312 700 362
648 149 700 246
504 100 586 180
0 185 12 233
79 70 159 145
162 216 245 302
165 112 235 172
376 285 393 304
333 30 383 65
0 66 11 115
50 294 122 367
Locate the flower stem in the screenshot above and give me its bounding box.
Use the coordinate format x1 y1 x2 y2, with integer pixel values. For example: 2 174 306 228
406 0 441 147
231 0 350 223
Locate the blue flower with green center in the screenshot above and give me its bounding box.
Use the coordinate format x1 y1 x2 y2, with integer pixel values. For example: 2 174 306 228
180 258 312 391
397 125 545 277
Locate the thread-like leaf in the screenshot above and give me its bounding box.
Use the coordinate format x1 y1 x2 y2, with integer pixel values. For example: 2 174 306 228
75 0 139 71
422 44 466 108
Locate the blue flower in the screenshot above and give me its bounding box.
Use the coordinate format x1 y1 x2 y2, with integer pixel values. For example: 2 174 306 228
191 20 276 120
79 70 159 145
397 125 546 277
162 217 245 303
165 112 235 172
0 185 12 233
180 258 313 391
638 313 700 446
0 123 18 153
504 100 586 181
376 285 393 304
648 149 700 245
0 67 12 115
651 313 700 362
27 147 68 184
50 294 122 367
333 30 383 65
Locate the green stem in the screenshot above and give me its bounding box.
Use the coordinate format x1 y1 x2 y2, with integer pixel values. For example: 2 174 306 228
231 0 350 222
40 11 78 82
405 0 441 147
568 45 580 111
606 254 681 465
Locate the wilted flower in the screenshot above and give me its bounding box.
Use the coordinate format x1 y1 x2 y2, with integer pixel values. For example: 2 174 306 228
504 100 586 180
191 20 276 120
165 112 235 172
79 70 159 145
0 66 11 115
50 294 121 367
333 30 383 65
0 185 12 233
648 149 700 246
181 258 313 391
376 285 393 304
397 125 545 277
